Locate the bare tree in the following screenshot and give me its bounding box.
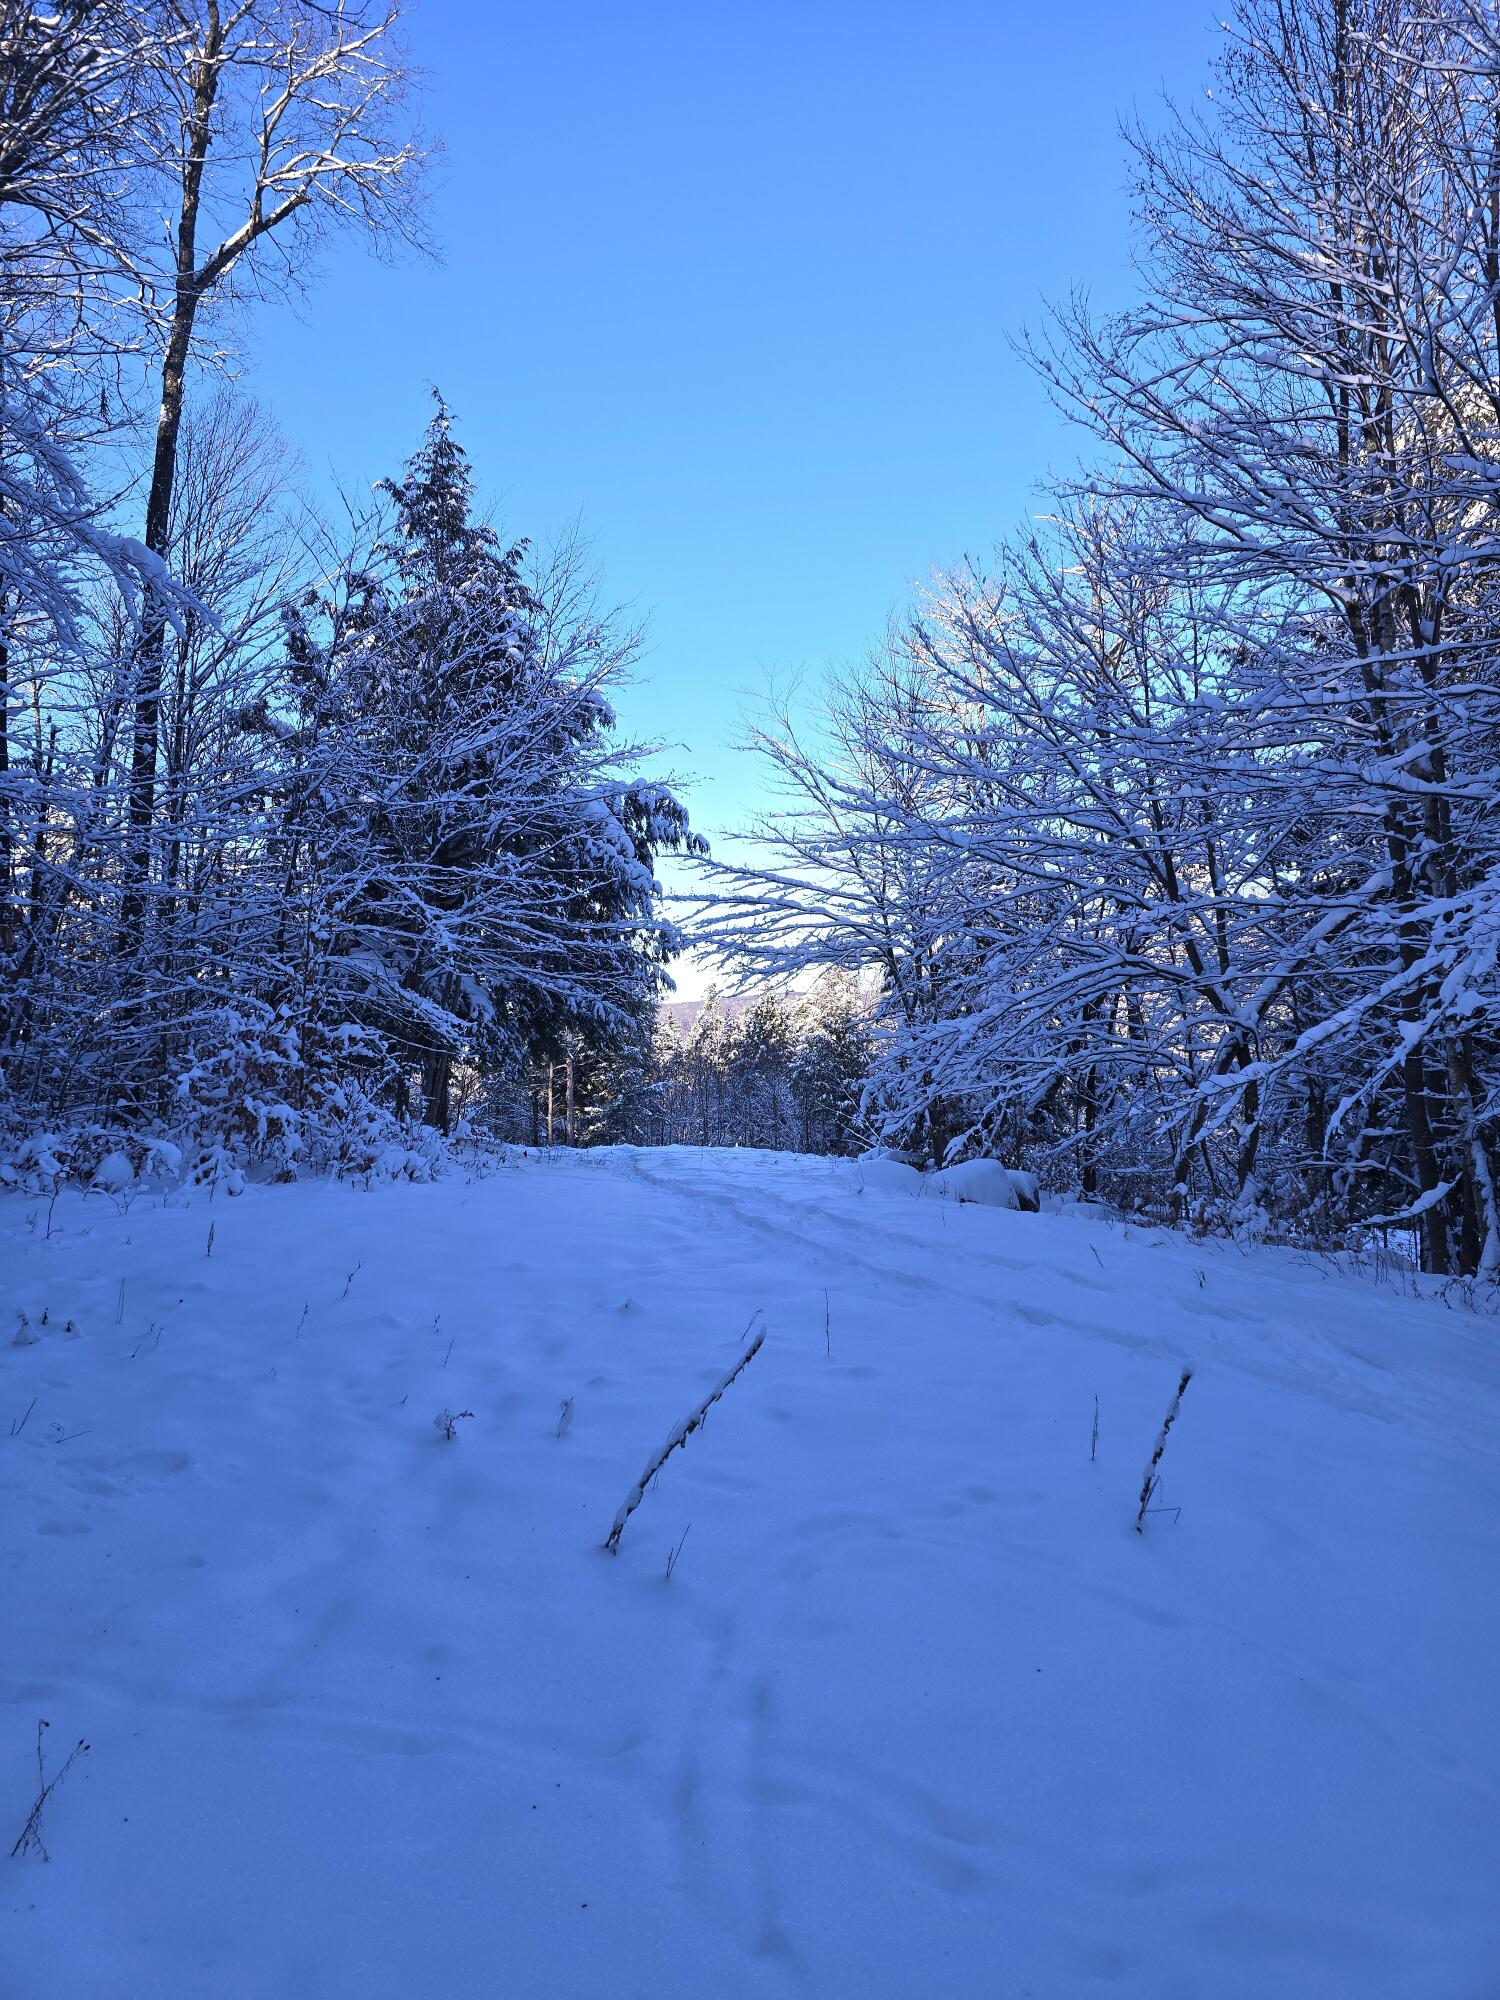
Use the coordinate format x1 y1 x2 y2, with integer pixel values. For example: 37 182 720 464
1027 0 1500 1271
1 1 172 1044
692 1 1500 1274
121 0 428 947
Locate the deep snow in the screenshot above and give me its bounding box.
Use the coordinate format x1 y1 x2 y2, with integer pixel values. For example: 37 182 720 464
3 1147 1498 1998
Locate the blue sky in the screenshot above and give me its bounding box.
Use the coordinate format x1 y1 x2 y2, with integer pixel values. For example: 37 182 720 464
247 0 1215 976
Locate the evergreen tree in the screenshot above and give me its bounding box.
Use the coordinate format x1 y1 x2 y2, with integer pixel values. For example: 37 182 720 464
284 397 702 1133
731 991 798 1150
792 973 874 1156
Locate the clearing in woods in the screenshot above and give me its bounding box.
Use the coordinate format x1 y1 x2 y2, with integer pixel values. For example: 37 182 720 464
3 1147 1497 1997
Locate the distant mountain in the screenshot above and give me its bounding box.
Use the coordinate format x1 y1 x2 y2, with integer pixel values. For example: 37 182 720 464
661 990 796 1034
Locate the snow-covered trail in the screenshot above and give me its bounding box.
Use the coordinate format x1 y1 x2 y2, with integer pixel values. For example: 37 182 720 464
3 1148 1498 1998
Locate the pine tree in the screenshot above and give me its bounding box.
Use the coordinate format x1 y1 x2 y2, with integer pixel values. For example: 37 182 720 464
283 397 701 1134
792 973 874 1156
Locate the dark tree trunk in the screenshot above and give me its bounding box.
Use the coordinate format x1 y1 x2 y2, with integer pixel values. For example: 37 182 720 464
119 10 224 953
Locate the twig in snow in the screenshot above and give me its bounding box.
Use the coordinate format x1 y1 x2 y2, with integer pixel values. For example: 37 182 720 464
1090 1393 1099 1464
442 1336 455 1369
205 1222 215 1259
10 1720 90 1860
604 1325 766 1554
340 1261 363 1301
8 1397 38 1440
556 1397 574 1439
1134 1368 1193 1532
824 1289 831 1359
129 1320 162 1360
114 1279 125 1325
664 1524 692 1580
433 1409 473 1441
294 1302 309 1339
1090 1245 1104 1270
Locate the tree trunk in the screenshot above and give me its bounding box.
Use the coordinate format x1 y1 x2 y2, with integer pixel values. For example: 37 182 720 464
422 1051 452 1134
119 12 223 953
0 590 12 1004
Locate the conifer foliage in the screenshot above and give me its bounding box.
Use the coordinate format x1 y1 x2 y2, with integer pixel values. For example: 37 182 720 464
271 400 701 1142
0 3 697 1187
589 976 875 1155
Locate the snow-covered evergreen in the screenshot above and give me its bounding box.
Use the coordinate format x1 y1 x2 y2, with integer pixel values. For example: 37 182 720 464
0 8 697 1186
588 976 875 1153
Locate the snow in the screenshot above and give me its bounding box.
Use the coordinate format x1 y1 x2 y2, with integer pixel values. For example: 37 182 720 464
89 1153 135 1196
850 1155 927 1197
4 1147 1497 1997
853 1155 1041 1211
927 1159 1040 1211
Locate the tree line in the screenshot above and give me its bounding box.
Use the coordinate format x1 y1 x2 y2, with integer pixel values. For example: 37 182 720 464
0 2 698 1187
587 976 874 1154
8 0 1500 1278
694 0 1500 1278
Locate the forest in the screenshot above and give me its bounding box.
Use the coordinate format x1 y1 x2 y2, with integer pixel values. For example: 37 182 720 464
6 8 1498 1995
4 0 1500 1277
1 1 701 1186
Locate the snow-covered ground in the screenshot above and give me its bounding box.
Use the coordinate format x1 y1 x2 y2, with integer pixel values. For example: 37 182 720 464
4 1147 1498 1998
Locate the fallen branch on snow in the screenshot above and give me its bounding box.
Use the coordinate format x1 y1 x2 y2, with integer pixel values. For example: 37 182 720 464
10 1720 90 1861
604 1326 766 1554
1134 1367 1192 1532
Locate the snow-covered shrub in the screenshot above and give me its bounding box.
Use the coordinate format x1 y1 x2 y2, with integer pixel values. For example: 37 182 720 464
928 1161 1040 1212
173 1004 306 1187
851 1154 1041 1212
91 1151 136 1195
0 1093 182 1197
173 1002 442 1187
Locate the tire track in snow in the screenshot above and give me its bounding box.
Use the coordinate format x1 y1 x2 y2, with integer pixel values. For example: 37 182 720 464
603 1152 1499 1448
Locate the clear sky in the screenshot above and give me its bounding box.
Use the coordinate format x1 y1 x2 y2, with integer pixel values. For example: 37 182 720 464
245 0 1218 985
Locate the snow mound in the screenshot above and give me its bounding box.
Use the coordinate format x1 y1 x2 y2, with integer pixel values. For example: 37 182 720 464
928 1159 1040 1211
852 1153 1040 1211
852 1156 925 1197
89 1150 135 1194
